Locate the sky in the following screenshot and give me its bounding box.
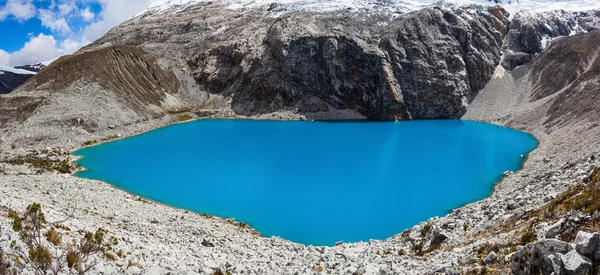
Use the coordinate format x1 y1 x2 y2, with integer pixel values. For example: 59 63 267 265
0 0 158 67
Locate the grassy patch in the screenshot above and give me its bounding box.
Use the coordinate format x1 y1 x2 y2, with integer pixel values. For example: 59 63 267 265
166 107 192 115
2 155 79 174
421 223 432 237
101 135 120 142
83 140 98 146
177 114 194 122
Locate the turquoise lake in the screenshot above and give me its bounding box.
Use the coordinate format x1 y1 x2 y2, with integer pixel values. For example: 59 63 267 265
74 119 538 246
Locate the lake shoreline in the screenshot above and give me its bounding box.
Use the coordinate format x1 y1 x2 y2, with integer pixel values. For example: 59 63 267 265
72 118 538 247
2 108 598 273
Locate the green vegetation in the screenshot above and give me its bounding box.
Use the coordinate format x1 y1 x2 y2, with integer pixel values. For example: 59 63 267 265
411 240 424 256
1 203 116 274
166 107 193 115
83 140 98 146
420 223 432 237
2 155 79 174
101 135 120 142
177 114 194 122
519 225 537 245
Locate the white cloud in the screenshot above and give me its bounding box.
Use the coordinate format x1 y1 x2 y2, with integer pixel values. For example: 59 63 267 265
0 50 10 66
83 0 155 42
58 2 77 15
0 0 161 66
0 33 84 66
0 0 36 21
38 9 71 35
80 6 94 21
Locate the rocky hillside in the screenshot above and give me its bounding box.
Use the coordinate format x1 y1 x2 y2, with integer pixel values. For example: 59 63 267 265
85 3 507 121
502 10 600 70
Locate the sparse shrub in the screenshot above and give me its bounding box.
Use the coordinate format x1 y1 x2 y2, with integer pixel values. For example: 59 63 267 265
520 226 537 245
421 223 432 237
398 249 406 256
166 107 192 115
110 236 118 246
105 252 118 261
2 155 78 174
45 227 62 246
2 203 116 274
411 241 424 256
101 135 120 142
83 140 97 146
401 229 411 238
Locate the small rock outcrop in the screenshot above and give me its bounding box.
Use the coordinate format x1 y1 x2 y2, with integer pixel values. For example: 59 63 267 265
511 231 600 275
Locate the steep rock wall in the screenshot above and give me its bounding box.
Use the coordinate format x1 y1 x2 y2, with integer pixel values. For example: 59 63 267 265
86 3 508 120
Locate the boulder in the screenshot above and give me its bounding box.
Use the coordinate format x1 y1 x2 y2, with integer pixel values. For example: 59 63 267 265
574 231 599 256
484 251 497 265
561 250 592 275
547 254 564 275
430 231 448 247
544 219 565 239
511 239 572 275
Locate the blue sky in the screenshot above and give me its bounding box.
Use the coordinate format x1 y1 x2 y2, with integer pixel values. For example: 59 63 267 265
0 0 157 66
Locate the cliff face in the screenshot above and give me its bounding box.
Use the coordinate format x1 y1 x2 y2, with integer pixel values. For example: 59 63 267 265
83 3 507 120
502 10 600 70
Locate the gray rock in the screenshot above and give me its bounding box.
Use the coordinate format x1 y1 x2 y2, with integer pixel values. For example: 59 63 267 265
574 231 599 256
484 251 497 265
430 230 448 248
544 218 565 238
511 239 572 275
547 254 564 275
201 239 215 247
561 250 592 275
544 193 559 202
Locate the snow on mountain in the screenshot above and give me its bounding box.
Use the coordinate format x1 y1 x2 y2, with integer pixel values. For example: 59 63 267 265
14 63 46 73
0 66 37 75
142 0 600 16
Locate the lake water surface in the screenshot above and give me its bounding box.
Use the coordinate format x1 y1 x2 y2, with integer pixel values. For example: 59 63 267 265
74 119 538 246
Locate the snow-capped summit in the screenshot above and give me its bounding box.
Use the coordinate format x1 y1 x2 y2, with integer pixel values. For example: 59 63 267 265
15 63 46 73
142 0 600 16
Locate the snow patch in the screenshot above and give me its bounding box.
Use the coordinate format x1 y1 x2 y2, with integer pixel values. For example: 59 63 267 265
0 66 37 75
142 0 600 17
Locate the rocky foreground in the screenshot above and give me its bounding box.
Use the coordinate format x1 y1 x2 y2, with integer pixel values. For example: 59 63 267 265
2 1 600 274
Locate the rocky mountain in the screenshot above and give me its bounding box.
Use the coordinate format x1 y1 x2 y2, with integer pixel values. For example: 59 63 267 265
14 63 46 73
503 10 600 69
0 65 38 94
